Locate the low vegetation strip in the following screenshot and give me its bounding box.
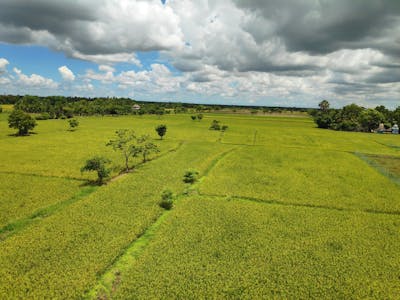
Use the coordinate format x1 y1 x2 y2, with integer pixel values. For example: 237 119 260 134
0 142 231 299
199 146 400 213
199 193 400 217
112 196 400 299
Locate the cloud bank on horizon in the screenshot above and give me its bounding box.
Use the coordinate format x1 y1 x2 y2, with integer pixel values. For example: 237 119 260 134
0 0 399 108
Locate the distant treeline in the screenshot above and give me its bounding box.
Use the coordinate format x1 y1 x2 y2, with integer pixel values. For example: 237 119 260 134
0 94 311 119
311 100 400 132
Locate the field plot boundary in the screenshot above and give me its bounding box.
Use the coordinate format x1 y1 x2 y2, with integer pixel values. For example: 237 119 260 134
0 185 98 241
197 193 400 217
0 170 87 182
354 152 400 187
87 146 238 299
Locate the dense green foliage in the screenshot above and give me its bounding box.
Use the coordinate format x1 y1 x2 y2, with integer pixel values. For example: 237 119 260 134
155 124 167 139
8 109 37 135
81 156 111 184
311 100 400 132
183 169 199 184
159 189 174 210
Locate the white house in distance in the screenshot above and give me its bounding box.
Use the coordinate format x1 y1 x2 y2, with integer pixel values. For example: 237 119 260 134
132 104 141 110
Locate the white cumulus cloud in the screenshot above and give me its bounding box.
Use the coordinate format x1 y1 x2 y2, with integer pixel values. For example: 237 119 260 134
58 65 75 81
0 58 9 73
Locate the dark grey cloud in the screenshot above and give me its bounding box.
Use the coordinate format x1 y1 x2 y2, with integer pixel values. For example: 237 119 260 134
0 0 95 33
235 0 400 56
0 0 183 62
367 69 400 84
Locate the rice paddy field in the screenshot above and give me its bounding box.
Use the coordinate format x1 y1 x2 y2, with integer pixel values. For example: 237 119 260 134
1 107 400 299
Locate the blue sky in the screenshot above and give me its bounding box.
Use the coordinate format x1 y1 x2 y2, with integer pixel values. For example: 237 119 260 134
0 0 399 108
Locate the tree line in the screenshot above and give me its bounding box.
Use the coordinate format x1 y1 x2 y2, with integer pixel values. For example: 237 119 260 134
311 100 400 132
0 94 311 118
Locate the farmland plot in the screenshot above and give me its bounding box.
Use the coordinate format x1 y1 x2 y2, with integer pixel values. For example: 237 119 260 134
113 196 400 299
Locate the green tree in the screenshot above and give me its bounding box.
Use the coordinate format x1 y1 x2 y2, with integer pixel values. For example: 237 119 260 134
68 118 79 131
318 100 330 111
81 156 111 185
359 109 384 132
197 113 203 121
155 124 167 140
106 129 141 172
191 115 197 121
138 135 160 162
8 110 37 135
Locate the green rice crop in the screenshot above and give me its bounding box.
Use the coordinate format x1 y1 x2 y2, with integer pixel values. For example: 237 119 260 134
199 146 400 213
1 112 400 298
0 173 82 228
0 142 231 299
113 196 400 299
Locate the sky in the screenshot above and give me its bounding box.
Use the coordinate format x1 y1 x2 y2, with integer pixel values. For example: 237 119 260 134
0 0 399 108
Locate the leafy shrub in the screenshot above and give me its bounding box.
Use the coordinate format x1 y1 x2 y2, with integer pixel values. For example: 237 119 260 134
191 115 197 121
68 118 79 131
35 112 52 120
183 170 199 184
159 189 174 210
80 156 111 185
209 120 221 130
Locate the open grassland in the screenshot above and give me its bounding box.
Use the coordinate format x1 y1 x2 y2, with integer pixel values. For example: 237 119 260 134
113 196 400 299
1 111 400 298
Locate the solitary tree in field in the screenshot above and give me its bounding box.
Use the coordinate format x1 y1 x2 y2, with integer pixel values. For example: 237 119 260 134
155 124 167 140
81 156 111 185
197 114 203 121
138 135 160 162
106 129 141 172
318 100 330 111
68 118 79 131
8 109 37 135
191 115 197 121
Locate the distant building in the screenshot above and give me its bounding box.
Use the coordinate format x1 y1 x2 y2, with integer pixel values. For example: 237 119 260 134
132 104 141 110
392 124 399 134
377 123 385 133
